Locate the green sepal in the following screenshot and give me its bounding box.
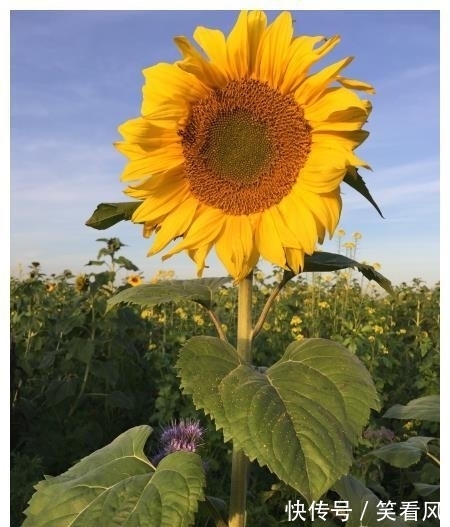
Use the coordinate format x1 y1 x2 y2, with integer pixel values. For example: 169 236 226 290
344 168 384 218
85 202 140 230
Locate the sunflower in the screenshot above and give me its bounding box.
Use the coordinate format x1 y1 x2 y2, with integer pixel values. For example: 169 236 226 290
116 11 373 281
127 274 143 286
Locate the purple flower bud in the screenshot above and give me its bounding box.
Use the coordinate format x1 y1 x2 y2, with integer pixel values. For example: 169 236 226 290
154 419 204 465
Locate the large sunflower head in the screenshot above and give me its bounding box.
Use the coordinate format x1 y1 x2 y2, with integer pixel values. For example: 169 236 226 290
116 11 373 281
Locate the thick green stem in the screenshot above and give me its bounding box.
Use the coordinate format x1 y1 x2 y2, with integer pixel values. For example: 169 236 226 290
228 272 253 527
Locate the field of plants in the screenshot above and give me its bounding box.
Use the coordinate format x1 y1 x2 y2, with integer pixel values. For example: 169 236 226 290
10 239 440 526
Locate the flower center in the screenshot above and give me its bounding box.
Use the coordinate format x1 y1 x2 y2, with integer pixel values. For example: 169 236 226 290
179 79 312 215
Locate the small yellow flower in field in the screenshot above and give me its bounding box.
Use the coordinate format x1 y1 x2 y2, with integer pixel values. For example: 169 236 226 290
149 269 176 283
290 315 302 326
352 232 362 240
116 10 373 281
318 301 330 309
323 274 333 282
46 283 56 292
368 335 375 342
403 421 414 431
263 322 271 332
343 241 356 250
397 328 406 335
193 314 205 326
127 274 142 286
74 274 89 293
373 325 384 334
175 307 188 320
141 309 154 319
366 307 375 315
337 229 346 238
294 333 305 341
372 262 382 270
158 313 167 324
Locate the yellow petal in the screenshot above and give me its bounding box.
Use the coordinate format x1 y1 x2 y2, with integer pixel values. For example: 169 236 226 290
295 56 353 105
174 35 228 88
131 180 191 224
304 87 370 123
279 35 340 94
193 26 228 70
255 211 287 268
117 117 178 147
148 196 199 255
312 129 370 150
124 166 184 198
226 11 251 78
285 247 305 274
290 186 342 235
116 142 183 181
188 243 214 277
215 216 259 281
299 146 348 192
337 76 375 94
268 206 302 249
255 11 293 89
162 206 226 259
277 191 320 254
225 11 268 79
141 62 209 124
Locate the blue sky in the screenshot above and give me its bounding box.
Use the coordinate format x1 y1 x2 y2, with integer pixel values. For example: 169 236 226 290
10 10 440 285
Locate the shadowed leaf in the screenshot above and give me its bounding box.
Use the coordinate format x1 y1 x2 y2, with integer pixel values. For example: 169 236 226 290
369 436 436 468
383 395 440 422
23 426 205 527
333 475 409 526
344 168 384 218
286 251 393 294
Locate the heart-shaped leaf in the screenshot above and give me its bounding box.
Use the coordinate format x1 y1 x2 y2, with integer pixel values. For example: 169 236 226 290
23 426 205 527
177 337 379 502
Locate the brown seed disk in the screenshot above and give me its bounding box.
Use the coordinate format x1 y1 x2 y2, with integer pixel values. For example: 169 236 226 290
179 78 311 215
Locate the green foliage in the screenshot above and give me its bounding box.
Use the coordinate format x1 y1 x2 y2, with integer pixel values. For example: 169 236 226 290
11 239 440 526
108 277 232 311
370 436 437 468
23 426 205 527
85 202 140 229
178 336 379 502
333 475 409 526
300 251 393 293
383 395 439 422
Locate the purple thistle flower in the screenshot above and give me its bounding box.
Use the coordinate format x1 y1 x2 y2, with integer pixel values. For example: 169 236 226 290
153 419 204 465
